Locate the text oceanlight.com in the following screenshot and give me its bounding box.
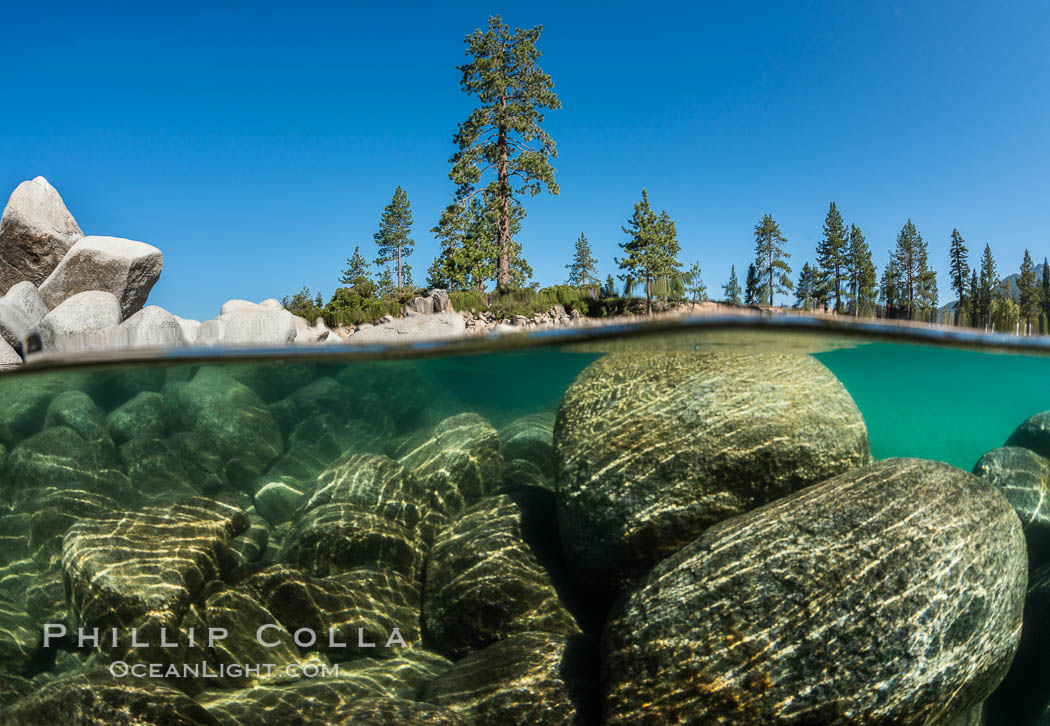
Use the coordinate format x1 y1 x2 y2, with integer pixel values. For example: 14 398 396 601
109 661 340 679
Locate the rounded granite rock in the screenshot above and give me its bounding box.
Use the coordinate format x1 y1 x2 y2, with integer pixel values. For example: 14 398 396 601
973 445 1050 569
500 411 555 477
1005 410 1050 460
422 493 581 658
424 631 599 726
601 458 1026 726
555 351 870 598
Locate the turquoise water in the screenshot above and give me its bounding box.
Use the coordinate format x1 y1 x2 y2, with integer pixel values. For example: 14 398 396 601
818 342 1050 471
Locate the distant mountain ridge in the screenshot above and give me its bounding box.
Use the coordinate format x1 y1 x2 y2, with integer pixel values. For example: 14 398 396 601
940 263 1045 312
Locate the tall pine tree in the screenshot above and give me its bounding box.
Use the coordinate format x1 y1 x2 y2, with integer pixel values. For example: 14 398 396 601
845 224 876 316
1042 257 1050 320
722 265 742 304
948 228 969 326
684 261 707 306
879 260 900 317
977 244 999 330
444 15 559 290
817 202 848 312
1019 249 1039 333
753 214 792 306
566 233 599 286
373 186 414 290
616 190 681 315
968 269 979 329
891 219 935 320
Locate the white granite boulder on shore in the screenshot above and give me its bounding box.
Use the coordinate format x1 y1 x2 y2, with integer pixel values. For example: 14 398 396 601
0 176 83 293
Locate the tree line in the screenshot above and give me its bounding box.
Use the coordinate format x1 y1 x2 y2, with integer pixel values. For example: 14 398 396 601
283 15 1042 335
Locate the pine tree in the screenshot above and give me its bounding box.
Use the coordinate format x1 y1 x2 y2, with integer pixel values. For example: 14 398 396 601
753 214 792 306
340 246 370 284
616 190 682 315
795 262 816 310
446 15 559 291
968 269 979 328
376 266 395 298
373 186 414 289
1019 249 1039 333
684 261 707 307
1042 257 1050 319
314 291 323 310
845 224 876 316
722 265 742 304
977 244 999 329
948 229 969 325
603 273 617 298
891 219 935 320
879 260 900 317
817 202 848 312
744 263 761 305
566 233 599 286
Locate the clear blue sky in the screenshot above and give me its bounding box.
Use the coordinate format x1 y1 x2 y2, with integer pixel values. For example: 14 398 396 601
2 1 1048 319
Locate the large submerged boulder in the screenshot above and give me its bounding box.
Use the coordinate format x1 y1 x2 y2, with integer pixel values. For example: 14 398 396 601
555 351 870 598
424 632 599 725
601 458 1026 725
39 235 163 319
423 493 580 658
973 445 1050 569
0 176 83 293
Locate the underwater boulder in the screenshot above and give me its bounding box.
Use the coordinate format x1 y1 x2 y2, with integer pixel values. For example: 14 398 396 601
279 503 425 582
163 367 283 488
302 452 444 546
79 364 166 410
223 361 317 403
238 564 420 661
225 513 270 570
199 652 455 726
1007 411 1050 461
0 374 70 444
1 669 219 726
62 497 248 634
334 360 433 432
107 390 168 445
500 411 555 477
601 458 1025 725
555 351 870 599
424 631 600 726
253 481 308 525
119 435 203 502
5 426 131 500
973 445 1050 570
500 458 553 491
0 587 42 677
422 493 580 658
396 412 503 518
43 389 112 446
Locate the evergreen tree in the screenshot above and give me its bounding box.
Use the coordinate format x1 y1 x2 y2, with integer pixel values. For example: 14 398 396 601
845 224 876 316
817 202 848 312
722 265 742 304
376 266 395 297
977 244 999 329
683 261 707 307
1019 249 1039 333
314 291 323 310
1042 257 1050 319
753 214 792 306
795 262 816 310
744 263 761 305
429 193 528 291
616 190 682 315
373 186 414 289
566 233 599 286
891 219 935 320
948 228 969 325
340 246 371 284
968 269 979 328
879 260 900 317
445 15 559 291
603 273 617 298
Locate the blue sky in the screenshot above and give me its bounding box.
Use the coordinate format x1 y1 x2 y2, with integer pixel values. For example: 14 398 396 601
2 1 1048 319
